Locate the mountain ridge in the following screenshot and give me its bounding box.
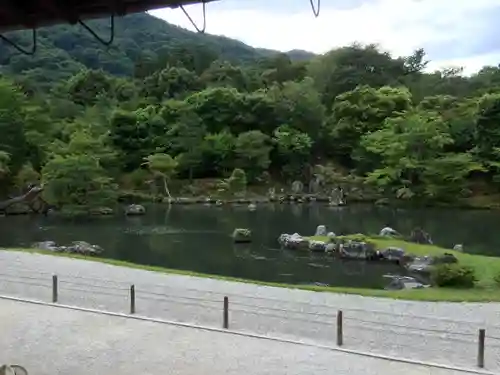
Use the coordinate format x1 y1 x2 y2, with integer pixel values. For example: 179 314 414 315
0 12 316 90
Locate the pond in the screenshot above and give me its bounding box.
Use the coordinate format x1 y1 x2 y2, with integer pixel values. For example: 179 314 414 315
0 203 499 289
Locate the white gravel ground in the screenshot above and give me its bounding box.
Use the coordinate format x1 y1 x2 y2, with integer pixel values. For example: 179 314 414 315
0 299 488 375
0 250 499 372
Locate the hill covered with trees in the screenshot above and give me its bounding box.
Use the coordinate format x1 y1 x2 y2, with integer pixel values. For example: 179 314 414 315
0 13 311 92
1 13 500 215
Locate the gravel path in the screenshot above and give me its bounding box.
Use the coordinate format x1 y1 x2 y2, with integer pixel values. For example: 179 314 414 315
0 250 499 371
0 299 485 375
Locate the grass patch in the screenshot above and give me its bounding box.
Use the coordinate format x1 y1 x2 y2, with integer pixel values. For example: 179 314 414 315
4 244 500 302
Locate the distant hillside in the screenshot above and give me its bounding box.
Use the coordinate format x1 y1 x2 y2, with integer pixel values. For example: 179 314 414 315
0 13 316 90
286 49 318 61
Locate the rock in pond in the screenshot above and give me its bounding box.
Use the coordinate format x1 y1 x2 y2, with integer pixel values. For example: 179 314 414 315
308 240 327 252
381 247 406 262
384 275 430 290
405 253 458 274
125 204 146 216
278 233 310 251
379 226 398 237
314 225 327 236
32 240 103 256
248 203 257 211
232 228 252 243
338 240 376 260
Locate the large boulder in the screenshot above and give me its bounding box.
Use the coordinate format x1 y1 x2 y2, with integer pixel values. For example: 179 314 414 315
232 228 252 243
125 204 146 216
379 227 398 237
381 247 406 262
339 240 376 260
405 253 458 274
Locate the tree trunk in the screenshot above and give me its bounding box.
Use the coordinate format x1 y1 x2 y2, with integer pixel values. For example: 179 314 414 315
162 177 172 199
0 186 44 211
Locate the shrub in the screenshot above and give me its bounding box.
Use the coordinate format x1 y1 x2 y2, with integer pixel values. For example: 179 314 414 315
494 272 500 287
431 264 476 288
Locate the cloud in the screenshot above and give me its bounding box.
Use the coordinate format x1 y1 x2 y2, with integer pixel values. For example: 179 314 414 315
149 0 500 74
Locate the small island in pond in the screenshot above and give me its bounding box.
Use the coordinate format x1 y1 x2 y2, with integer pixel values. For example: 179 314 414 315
274 226 500 300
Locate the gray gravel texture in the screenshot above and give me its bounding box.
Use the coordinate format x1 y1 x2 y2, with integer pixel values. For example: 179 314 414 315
0 299 485 375
0 250 499 372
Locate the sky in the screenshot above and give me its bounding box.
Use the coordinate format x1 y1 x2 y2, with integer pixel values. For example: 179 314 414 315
149 0 500 75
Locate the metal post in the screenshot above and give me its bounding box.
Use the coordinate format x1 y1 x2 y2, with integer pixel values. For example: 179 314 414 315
223 296 229 329
337 310 343 346
477 329 485 368
130 285 136 314
52 274 58 303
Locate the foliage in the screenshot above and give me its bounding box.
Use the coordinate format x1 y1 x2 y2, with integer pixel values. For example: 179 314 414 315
361 111 484 201
494 272 500 287
15 163 40 189
143 153 178 198
431 264 477 288
0 13 500 212
41 154 117 216
0 151 10 178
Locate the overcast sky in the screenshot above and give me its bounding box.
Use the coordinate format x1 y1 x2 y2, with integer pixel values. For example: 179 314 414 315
150 0 500 74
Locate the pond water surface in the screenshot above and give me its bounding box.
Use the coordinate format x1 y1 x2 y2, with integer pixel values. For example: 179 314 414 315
0 203 499 289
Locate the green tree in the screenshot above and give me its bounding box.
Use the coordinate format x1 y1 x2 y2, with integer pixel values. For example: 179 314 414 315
474 93 500 176
361 111 483 200
200 131 235 176
143 153 178 199
41 153 117 216
328 85 412 166
0 78 29 178
142 66 199 101
66 69 113 106
268 77 325 140
0 151 10 179
109 110 155 171
273 125 312 179
234 131 272 181
200 60 251 91
15 162 40 189
165 112 206 180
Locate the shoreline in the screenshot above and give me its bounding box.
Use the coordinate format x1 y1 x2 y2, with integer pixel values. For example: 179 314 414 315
3 247 500 302
2 192 500 216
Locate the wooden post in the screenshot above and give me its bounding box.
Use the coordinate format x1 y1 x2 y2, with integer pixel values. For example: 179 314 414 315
477 329 485 368
337 310 343 346
130 285 136 314
223 296 229 329
52 274 58 303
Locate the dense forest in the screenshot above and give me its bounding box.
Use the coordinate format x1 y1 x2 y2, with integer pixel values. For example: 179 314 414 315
1 13 500 215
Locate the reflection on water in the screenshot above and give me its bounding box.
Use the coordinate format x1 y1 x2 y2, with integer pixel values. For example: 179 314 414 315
0 203 499 288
